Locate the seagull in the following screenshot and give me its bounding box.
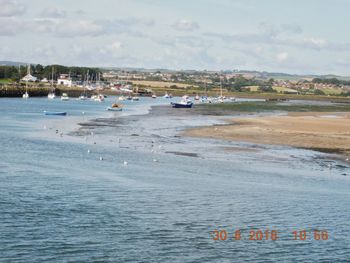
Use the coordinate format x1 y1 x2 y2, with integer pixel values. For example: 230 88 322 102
153 159 158 162
123 161 128 166
99 156 103 161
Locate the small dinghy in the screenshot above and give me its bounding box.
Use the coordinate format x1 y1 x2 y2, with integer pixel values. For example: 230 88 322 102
107 103 123 111
44 111 67 116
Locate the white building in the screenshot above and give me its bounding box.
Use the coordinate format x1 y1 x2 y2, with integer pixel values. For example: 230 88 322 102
21 64 37 82
57 74 72 87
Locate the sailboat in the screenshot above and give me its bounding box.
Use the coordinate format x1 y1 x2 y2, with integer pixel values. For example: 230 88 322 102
218 76 225 103
22 65 30 99
48 67 56 99
79 71 89 100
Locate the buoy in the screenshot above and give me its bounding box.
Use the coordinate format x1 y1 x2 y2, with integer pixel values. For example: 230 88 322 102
99 156 103 161
82 111 85 115
123 161 128 166
87 149 90 153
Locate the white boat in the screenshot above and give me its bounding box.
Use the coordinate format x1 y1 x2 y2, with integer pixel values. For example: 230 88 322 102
22 65 30 99
95 94 104 102
48 93 56 99
132 96 139 101
163 93 170 99
48 67 55 99
118 96 126 101
194 95 200 100
152 94 157 99
22 91 29 99
61 93 69 101
78 94 88 100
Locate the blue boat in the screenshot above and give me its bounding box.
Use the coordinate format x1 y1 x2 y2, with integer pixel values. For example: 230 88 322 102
171 96 193 108
44 111 67 116
171 101 193 108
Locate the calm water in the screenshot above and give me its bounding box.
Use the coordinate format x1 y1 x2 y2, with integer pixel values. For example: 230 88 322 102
0 97 349 262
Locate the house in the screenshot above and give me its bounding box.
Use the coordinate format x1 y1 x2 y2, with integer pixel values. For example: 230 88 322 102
57 74 72 87
21 65 37 82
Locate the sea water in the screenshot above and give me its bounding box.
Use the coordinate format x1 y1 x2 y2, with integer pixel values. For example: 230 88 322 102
0 97 349 262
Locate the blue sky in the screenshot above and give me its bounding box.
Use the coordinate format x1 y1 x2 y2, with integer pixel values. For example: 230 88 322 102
1 0 350 75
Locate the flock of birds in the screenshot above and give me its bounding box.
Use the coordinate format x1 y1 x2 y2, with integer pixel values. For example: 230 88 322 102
45 110 161 167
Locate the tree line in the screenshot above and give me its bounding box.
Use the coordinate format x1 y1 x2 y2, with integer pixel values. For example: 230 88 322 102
0 64 101 81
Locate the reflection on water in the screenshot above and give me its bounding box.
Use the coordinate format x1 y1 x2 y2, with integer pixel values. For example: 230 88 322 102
0 98 349 262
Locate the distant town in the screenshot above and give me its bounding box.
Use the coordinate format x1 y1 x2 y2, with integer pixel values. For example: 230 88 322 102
1 62 350 97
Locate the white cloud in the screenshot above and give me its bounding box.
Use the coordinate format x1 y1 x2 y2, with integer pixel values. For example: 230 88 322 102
276 52 289 62
40 7 66 18
172 19 199 31
0 17 22 35
54 20 105 37
0 0 25 17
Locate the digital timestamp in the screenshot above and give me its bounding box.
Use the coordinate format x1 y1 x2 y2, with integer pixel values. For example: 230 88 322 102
211 229 329 241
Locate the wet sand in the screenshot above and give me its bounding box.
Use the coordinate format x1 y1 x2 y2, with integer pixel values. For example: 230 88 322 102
184 112 350 158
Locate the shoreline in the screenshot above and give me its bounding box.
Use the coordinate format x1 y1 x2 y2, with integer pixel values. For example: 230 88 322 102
183 111 350 159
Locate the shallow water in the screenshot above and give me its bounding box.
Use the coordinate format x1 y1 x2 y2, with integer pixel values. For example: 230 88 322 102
0 97 349 262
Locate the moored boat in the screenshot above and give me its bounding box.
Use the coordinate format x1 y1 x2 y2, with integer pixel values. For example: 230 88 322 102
171 95 193 108
44 111 67 116
107 103 123 111
61 93 69 101
22 91 29 99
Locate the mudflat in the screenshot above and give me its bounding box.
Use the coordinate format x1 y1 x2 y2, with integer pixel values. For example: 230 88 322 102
184 112 350 157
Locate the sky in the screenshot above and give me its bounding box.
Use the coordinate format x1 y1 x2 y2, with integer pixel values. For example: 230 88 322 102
1 0 350 75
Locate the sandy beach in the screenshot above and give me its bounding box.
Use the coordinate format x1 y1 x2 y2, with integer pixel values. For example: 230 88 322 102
184 112 350 158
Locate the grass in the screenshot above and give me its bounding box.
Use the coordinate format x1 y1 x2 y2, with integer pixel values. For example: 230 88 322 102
195 101 350 114
272 86 298 93
0 78 13 84
131 80 198 89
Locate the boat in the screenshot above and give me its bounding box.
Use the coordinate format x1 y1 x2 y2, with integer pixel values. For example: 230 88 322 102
163 93 170 99
118 96 126 101
132 96 139 101
61 93 69 101
78 94 88 100
48 93 56 99
22 65 30 99
171 96 193 108
127 95 132 100
22 91 29 99
95 94 104 102
44 111 67 116
107 103 123 111
48 67 55 99
152 94 157 99
194 95 200 100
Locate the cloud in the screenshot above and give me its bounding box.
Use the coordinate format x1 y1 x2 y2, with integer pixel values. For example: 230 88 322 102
0 0 25 17
98 41 123 56
276 52 289 62
55 20 105 37
0 17 22 35
40 7 66 18
281 24 303 35
172 19 199 31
